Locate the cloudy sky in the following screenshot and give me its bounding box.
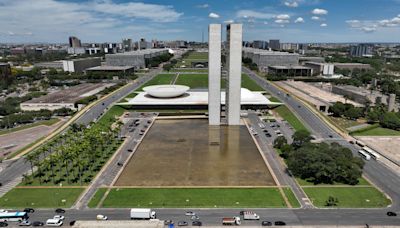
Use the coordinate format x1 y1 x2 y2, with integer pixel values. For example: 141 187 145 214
0 0 399 43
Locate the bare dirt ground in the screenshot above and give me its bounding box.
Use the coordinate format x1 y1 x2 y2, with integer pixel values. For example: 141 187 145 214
115 119 275 186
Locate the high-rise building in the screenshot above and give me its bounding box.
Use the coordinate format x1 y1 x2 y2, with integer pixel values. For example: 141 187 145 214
253 40 268 49
69 36 82 48
208 24 222 126
350 44 374 57
269 39 280 51
122 38 133 52
225 24 243 125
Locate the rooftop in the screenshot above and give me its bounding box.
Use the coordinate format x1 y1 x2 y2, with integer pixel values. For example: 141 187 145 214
108 49 167 56
86 65 135 71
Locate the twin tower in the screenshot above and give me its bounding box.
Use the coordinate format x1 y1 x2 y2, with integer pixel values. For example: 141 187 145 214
208 24 243 126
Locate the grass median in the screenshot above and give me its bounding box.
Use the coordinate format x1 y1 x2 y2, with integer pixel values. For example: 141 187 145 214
304 187 391 208
273 105 308 132
0 188 84 208
101 188 289 208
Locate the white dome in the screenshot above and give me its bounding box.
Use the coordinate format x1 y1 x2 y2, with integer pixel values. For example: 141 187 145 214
143 85 190 98
240 88 256 102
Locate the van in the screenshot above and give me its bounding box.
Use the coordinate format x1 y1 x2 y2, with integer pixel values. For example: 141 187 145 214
46 218 63 226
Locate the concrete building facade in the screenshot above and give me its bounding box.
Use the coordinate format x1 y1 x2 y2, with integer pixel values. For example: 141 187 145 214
225 24 243 125
304 62 334 76
105 49 168 69
62 57 101 73
243 48 299 72
208 24 222 126
269 39 280 50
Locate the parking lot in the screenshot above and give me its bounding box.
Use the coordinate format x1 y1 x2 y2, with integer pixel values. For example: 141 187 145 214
114 119 275 186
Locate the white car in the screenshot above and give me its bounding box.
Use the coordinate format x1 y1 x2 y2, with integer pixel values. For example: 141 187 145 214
96 214 108 220
185 211 195 216
53 215 65 220
18 220 31 226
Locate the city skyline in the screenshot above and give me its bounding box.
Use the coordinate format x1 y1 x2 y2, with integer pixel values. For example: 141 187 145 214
0 0 399 43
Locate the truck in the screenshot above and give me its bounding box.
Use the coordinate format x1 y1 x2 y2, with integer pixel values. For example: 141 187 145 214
222 217 241 225
243 211 260 220
130 208 156 220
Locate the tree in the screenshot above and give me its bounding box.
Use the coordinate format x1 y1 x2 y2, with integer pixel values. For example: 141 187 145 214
344 107 363 120
273 136 287 149
325 196 339 206
380 112 400 130
328 102 346 117
292 130 311 148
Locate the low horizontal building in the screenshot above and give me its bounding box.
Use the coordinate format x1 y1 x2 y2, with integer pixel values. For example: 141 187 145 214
34 61 64 69
86 65 135 74
20 83 113 111
243 48 299 72
304 62 334 76
62 57 101 73
105 49 169 69
333 63 372 71
268 65 312 77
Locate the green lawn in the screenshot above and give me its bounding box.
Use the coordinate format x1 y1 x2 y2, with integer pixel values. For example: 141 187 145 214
352 126 400 136
137 74 176 91
241 74 263 91
283 188 300 208
329 116 363 129
101 188 288 208
0 188 84 208
273 105 308 132
304 187 391 208
297 177 370 186
268 96 281 103
169 69 208 73
97 105 126 127
88 188 108 208
185 52 208 60
175 74 209 88
0 119 60 136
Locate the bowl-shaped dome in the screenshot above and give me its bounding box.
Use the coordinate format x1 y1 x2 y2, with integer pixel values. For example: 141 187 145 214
143 85 190 98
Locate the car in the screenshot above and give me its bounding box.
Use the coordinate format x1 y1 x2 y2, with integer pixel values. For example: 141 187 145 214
55 208 65 214
53 215 65 220
387 211 397 216
69 220 76 226
96 215 108 220
328 135 333 138
0 222 7 227
18 220 31 226
127 149 133 152
239 211 244 215
178 221 188 226
192 221 202 226
275 221 286 226
191 215 200 220
261 221 272 226
164 220 173 225
23 208 35 213
117 162 123 166
32 221 44 226
185 211 195 216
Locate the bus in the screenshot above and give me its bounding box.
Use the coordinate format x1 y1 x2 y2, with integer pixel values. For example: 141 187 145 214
358 150 371 161
363 147 381 160
356 140 366 147
0 211 29 222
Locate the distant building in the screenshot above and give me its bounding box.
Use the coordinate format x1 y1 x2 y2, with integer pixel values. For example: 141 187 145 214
122 38 133 52
105 49 168 69
253 40 268 49
304 62 334 76
269 39 280 50
268 65 312 77
0 63 11 80
62 57 101 73
67 47 86 55
69 36 82 48
138 38 152 50
34 61 64 69
10 47 26 55
333 63 372 71
350 44 373 57
243 48 299 72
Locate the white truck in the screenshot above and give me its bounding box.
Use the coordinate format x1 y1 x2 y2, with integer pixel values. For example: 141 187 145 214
243 211 260 220
222 217 241 225
130 208 156 220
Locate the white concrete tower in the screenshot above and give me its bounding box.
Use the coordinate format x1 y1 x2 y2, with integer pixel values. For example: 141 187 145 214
208 24 222 125
225 24 243 125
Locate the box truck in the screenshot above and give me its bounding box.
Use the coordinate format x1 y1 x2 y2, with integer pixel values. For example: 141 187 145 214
243 211 260 220
222 217 241 225
130 208 156 219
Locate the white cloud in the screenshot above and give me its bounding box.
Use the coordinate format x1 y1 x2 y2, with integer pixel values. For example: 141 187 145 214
312 8 328 15
294 17 304 23
311 16 320 21
320 23 327 27
284 1 299 7
196 4 209 8
276 14 291 20
224 19 235 24
263 21 269 25
275 19 290 24
209 12 220 19
362 27 377 33
236 10 275 19
346 14 400 33
346 20 361 28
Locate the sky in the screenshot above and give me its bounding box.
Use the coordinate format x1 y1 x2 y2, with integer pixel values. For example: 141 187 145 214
0 0 399 43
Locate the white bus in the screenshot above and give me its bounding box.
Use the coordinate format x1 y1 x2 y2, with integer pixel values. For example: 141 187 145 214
363 147 381 160
356 140 366 147
0 211 29 222
358 150 371 161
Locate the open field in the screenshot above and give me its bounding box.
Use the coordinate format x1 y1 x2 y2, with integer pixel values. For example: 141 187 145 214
175 74 209 88
356 136 400 165
0 188 84 208
115 119 275 186
137 74 176 91
303 187 391 208
0 119 60 136
273 106 308 132
184 52 208 60
169 68 208 73
102 188 287 208
296 177 370 186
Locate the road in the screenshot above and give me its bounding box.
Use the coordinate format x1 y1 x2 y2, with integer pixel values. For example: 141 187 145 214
243 66 400 211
